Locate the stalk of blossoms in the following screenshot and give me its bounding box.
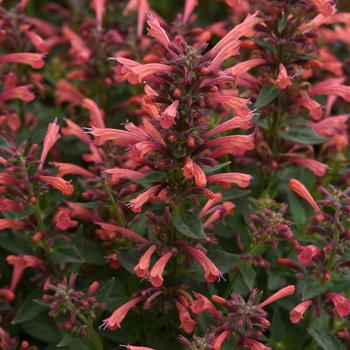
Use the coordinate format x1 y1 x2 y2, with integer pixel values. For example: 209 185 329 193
96 12 257 337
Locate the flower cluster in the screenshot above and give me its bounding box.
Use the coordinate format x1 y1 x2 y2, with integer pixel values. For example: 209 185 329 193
0 0 349 349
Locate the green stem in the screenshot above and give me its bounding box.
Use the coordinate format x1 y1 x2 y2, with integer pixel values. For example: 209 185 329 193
65 297 104 350
104 183 125 227
33 198 59 276
223 271 239 298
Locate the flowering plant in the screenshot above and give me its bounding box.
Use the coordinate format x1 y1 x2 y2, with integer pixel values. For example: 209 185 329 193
0 0 350 349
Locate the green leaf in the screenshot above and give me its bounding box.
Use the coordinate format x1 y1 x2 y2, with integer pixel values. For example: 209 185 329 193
253 38 276 53
22 315 60 343
118 249 144 273
172 212 207 239
308 316 345 350
207 248 240 273
280 125 327 145
286 189 307 226
131 171 166 187
239 261 256 290
301 276 326 300
13 291 47 324
57 333 75 347
278 16 287 33
202 162 231 175
255 85 280 108
51 242 84 264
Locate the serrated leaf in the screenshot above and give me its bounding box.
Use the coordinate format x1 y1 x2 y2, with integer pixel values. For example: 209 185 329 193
239 261 256 290
172 212 207 239
280 125 327 145
255 85 280 108
13 291 47 324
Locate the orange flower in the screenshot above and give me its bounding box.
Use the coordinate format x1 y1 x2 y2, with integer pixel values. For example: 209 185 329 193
259 285 295 308
0 53 45 69
149 251 174 287
182 157 207 187
39 176 74 195
39 119 60 170
102 296 143 330
290 300 313 324
133 244 157 278
289 179 323 217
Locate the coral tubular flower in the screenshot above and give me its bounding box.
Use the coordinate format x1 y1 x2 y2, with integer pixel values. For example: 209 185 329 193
211 329 231 350
89 127 147 146
191 292 222 320
62 26 91 64
104 168 144 184
209 135 255 157
102 296 143 330
244 338 272 350
38 176 74 196
91 0 106 29
298 245 320 266
131 63 173 82
289 300 313 324
147 15 170 49
287 157 327 177
97 223 147 242
227 58 267 77
39 119 61 170
0 85 35 102
258 285 295 308
0 53 45 69
183 0 198 24
310 0 336 16
82 98 105 128
289 179 323 216
51 162 95 178
182 157 207 187
208 40 240 72
128 184 162 213
133 244 157 278
7 255 46 292
176 302 196 333
159 100 179 129
185 245 223 283
276 64 292 90
310 78 350 103
56 80 84 106
209 12 259 58
205 114 252 137
199 193 223 218
297 92 323 120
0 219 26 231
207 173 252 189
324 292 350 317
66 202 98 222
149 251 174 287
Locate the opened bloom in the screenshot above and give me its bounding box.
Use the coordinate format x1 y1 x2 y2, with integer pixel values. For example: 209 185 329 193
290 300 313 324
102 296 143 330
